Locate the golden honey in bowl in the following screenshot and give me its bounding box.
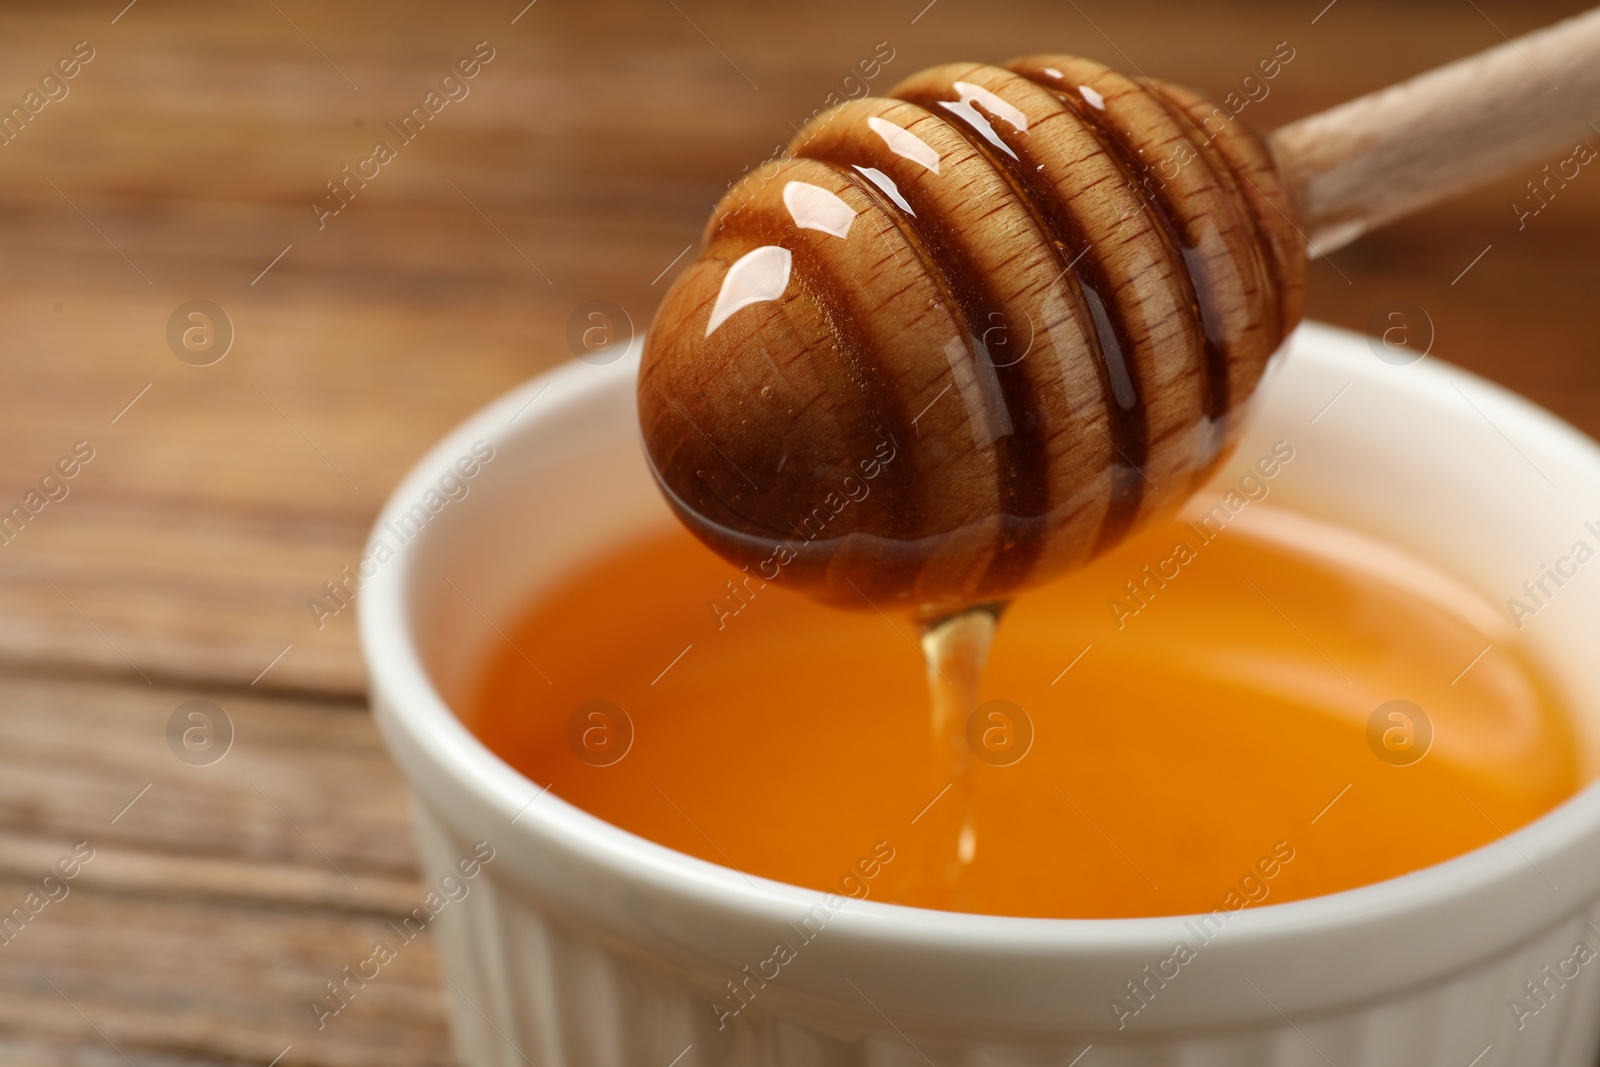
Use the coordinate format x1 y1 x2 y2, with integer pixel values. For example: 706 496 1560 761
463 485 1581 920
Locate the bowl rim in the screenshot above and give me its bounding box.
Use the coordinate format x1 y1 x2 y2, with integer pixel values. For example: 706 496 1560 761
359 321 1600 1012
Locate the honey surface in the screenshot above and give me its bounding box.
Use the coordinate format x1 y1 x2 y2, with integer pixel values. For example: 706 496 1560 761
465 504 1582 919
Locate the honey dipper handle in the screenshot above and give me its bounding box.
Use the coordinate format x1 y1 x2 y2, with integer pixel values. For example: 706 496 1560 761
1271 5 1600 253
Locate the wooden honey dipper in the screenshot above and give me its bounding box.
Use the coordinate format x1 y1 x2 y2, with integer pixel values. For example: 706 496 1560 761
639 8 1600 621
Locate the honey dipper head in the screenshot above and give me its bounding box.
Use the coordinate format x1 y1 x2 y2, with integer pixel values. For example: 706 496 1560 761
638 55 1307 616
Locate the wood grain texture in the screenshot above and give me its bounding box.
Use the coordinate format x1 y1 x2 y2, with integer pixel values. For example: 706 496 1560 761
1 0 1598 1062
0 670 449 1066
1273 5 1600 252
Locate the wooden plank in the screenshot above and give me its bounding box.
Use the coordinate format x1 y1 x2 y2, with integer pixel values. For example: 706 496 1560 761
0 670 450 1066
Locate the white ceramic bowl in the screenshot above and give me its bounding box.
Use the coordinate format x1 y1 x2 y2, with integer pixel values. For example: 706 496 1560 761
361 323 1600 1067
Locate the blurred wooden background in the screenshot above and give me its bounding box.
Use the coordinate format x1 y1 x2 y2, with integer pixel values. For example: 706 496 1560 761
0 0 1595 1063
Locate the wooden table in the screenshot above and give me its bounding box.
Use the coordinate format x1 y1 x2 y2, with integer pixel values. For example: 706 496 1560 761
2 0 1596 1062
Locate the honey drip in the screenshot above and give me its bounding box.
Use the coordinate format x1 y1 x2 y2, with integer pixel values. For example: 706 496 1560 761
918 606 1001 907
